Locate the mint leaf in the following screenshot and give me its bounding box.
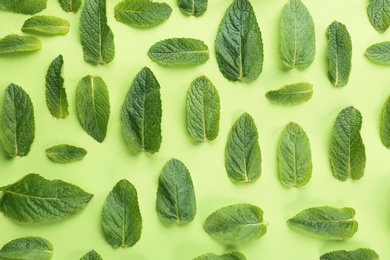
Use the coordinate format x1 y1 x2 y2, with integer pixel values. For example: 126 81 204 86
102 179 142 248
80 250 103 260
187 76 220 142
193 254 220 260
193 252 246 260
368 0 390 33
204 203 267 244
148 38 209 66
121 67 162 153
287 206 358 240
0 0 47 14
225 113 261 183
278 122 312 187
80 0 115 65
178 0 207 16
216 0 263 82
0 173 93 223
45 55 69 119
330 106 366 181
58 0 82 12
365 41 390 65
76 75 110 143
22 15 70 35
320 248 379 260
327 21 352 88
265 82 313 105
0 34 41 54
114 0 172 28
46 144 87 163
156 159 196 225
279 0 315 69
0 237 53 260
0 84 35 157
381 96 390 148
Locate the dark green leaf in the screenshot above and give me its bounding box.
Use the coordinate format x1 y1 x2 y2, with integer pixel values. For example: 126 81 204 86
178 0 207 16
46 144 87 163
0 237 53 260
80 250 103 260
58 0 82 12
266 82 313 105
320 248 379 260
0 0 47 15
381 95 390 148
368 0 390 33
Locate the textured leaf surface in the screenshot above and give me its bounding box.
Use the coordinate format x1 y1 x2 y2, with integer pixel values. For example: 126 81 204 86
59 0 82 12
178 0 207 16
187 76 220 142
114 0 172 28
279 0 315 69
76 75 110 143
121 67 162 153
156 159 196 225
278 122 312 187
45 55 69 119
215 0 263 82
80 250 103 260
204 204 267 244
0 84 35 157
0 35 41 54
381 96 390 148
80 0 115 65
287 206 358 240
225 113 261 183
0 0 47 14
365 41 390 65
368 0 390 33
330 106 366 181
266 82 313 105
148 38 209 66
22 16 70 35
102 179 142 248
320 248 379 260
46 144 87 163
193 252 246 260
327 21 352 88
0 173 93 223
0 237 53 260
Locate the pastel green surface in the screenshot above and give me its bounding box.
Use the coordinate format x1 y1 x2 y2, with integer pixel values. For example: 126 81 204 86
0 1 388 259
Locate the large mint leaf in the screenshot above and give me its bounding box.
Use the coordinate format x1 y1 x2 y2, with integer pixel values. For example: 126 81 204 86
76 75 110 143
215 0 263 82
178 0 207 16
102 179 142 248
0 0 47 14
320 248 379 260
266 82 313 105
187 76 220 142
368 0 390 33
225 113 261 183
279 0 315 69
0 174 93 223
365 41 390 65
80 250 103 260
330 106 366 181
58 0 82 12
46 144 87 163
80 0 115 65
22 15 70 35
0 237 53 260
121 67 162 153
0 35 41 54
381 96 390 148
287 206 358 240
0 84 35 157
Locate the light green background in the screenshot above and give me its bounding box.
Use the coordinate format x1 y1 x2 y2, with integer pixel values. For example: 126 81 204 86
0 0 389 259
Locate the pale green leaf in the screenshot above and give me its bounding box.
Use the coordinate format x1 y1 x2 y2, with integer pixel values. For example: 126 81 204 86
0 0 47 15
0 173 93 223
320 248 379 260
381 95 390 148
22 16 70 35
0 35 41 54
80 250 103 260
193 252 246 260
193 254 220 260
365 41 390 65
266 82 313 105
287 206 358 240
225 113 261 183
0 237 53 260
46 144 87 163
216 0 263 82
178 0 207 16
330 106 366 181
121 67 162 153
58 0 82 12
0 84 35 157
187 76 220 142
102 179 142 248
368 0 390 33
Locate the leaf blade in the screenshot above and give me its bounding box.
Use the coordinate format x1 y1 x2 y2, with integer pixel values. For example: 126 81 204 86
320 248 379 260
80 250 103 260
0 237 53 260
381 95 390 148
368 0 390 33
46 144 87 163
365 41 390 65
178 0 208 16
0 34 41 54
0 0 47 15
265 82 313 105
58 0 82 12
22 15 70 35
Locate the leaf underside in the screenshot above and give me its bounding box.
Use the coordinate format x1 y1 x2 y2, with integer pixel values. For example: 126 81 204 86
266 82 313 105
365 41 390 65
368 0 390 33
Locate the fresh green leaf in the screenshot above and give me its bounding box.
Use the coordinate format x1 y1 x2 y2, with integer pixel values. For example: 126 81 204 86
368 0 390 33
225 112 261 183
278 122 312 187
0 84 35 157
0 237 53 260
279 0 315 69
215 0 263 82
0 0 47 15
0 34 41 54
327 21 352 88
148 38 209 66
187 76 220 142
102 179 142 248
330 106 366 181
80 0 115 65
76 75 110 143
320 248 379 260
193 254 220 260
381 95 390 148
265 82 313 105
121 67 162 153
22 16 70 35
80 250 103 260
156 159 196 225
58 0 82 12
45 55 69 119
365 41 390 65
114 0 172 28
0 173 93 223
193 252 246 260
46 144 87 163
178 0 207 16
204 203 267 244
287 206 358 240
